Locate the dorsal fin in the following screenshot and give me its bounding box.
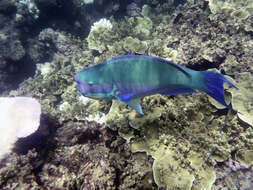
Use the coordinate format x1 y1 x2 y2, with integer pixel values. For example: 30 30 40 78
104 55 191 78
158 58 191 78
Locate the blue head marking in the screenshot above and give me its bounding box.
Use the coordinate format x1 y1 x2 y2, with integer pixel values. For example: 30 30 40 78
75 73 114 99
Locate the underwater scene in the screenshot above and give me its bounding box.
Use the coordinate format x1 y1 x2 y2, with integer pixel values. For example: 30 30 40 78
0 0 253 189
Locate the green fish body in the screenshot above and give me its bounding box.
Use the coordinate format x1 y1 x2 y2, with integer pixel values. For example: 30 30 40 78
75 55 237 114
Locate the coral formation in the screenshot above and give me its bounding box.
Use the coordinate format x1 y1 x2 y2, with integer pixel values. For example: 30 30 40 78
212 157 253 189
87 18 115 53
106 92 249 189
122 36 148 54
207 0 253 32
235 149 253 167
129 16 153 40
229 72 253 126
16 0 40 22
207 0 253 16
0 97 41 159
1 0 253 189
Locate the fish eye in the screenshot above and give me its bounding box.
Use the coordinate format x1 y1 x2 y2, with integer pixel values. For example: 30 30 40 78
85 81 93 86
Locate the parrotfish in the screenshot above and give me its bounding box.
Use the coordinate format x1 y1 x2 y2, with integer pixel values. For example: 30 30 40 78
75 55 237 114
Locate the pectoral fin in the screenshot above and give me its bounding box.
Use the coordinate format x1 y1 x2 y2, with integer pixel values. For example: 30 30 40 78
126 98 143 114
114 91 143 114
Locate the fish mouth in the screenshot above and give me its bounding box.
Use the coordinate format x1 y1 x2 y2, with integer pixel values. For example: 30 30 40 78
74 74 81 83
74 74 89 95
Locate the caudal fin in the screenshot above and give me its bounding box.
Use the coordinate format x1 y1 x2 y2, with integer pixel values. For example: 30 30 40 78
201 71 238 111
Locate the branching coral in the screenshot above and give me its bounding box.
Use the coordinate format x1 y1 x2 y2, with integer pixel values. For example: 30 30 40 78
87 18 115 53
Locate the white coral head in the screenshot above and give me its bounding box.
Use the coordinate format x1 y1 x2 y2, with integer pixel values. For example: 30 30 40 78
90 18 113 32
0 97 41 159
83 0 94 4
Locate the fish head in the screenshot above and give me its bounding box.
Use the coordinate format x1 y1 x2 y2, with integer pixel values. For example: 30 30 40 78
75 67 113 99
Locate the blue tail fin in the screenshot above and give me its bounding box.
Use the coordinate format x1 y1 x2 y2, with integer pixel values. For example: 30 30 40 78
201 71 238 111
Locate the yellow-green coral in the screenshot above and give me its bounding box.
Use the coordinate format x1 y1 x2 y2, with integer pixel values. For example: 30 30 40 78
207 0 253 18
229 72 253 126
129 118 217 190
148 39 178 61
129 16 153 40
87 19 117 53
105 91 251 189
235 149 253 167
87 16 153 55
122 36 148 54
152 152 195 189
207 0 253 32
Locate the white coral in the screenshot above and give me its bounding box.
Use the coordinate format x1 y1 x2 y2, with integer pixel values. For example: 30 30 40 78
90 18 113 32
83 0 94 4
0 97 41 159
37 62 53 77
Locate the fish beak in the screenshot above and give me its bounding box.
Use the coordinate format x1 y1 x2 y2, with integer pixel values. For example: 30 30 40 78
75 74 87 96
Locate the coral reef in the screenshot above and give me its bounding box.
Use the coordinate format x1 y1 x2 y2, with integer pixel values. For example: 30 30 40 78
0 97 41 159
207 0 253 32
212 157 253 189
0 0 145 94
0 0 253 190
207 0 253 16
106 92 252 189
104 1 253 189
15 0 40 22
87 18 115 53
229 72 253 126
